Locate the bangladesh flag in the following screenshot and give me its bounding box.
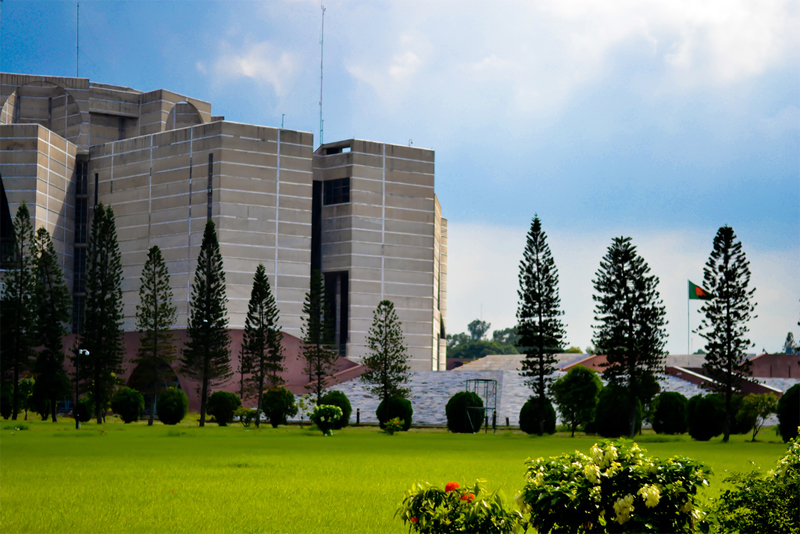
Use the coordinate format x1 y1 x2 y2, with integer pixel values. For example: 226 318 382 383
688 280 712 300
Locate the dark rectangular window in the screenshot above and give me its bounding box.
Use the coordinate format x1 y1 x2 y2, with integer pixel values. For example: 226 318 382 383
324 271 349 356
72 248 86 294
74 198 88 243
72 295 84 334
323 178 350 205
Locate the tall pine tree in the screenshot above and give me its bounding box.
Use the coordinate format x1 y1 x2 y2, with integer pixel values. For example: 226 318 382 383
592 236 667 438
134 246 177 426
697 225 757 442
517 216 566 436
242 264 284 428
301 270 336 404
32 228 72 422
0 202 36 420
78 203 124 424
360 300 411 402
181 220 231 427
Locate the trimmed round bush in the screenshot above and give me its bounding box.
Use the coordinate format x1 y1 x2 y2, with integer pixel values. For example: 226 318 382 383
157 387 188 425
687 393 723 441
74 397 93 423
519 397 556 435
207 391 241 426
594 384 642 438
111 387 144 423
651 391 688 434
319 390 352 429
376 397 413 431
261 387 298 428
445 391 483 433
310 404 342 435
777 383 799 442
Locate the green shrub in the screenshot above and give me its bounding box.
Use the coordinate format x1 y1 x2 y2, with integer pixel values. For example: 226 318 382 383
383 417 405 435
594 385 641 438
729 394 753 434
157 388 188 425
519 397 556 435
651 392 688 434
111 387 144 423
74 397 93 423
234 407 257 427
319 390 351 429
377 397 413 431
687 394 723 441
519 440 710 533
398 480 523 533
713 436 800 533
777 384 799 442
309 404 342 436
445 391 483 433
207 391 241 426
261 387 298 428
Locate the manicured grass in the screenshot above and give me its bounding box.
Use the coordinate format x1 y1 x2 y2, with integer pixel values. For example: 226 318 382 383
0 419 790 533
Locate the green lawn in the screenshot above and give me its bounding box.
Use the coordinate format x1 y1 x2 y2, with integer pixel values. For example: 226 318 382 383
0 418 790 533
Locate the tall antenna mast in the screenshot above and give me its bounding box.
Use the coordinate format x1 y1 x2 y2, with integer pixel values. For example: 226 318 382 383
319 4 325 146
76 1 80 77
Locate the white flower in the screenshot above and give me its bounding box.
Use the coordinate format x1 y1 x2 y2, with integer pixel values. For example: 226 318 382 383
584 464 601 485
590 444 603 464
604 445 618 467
638 484 661 508
613 494 635 524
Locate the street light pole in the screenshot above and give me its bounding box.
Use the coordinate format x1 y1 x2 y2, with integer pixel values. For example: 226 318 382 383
76 349 89 429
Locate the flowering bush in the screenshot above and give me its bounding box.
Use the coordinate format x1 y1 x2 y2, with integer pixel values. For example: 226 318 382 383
518 440 710 533
398 480 524 533
309 404 342 436
712 434 799 533
383 417 405 435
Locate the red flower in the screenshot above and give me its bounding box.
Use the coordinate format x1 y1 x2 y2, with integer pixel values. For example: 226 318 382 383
410 517 418 524
460 493 475 501
445 482 460 493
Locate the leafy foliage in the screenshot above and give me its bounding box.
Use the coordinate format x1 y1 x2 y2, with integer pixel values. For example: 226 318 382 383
74 396 94 423
687 394 723 441
261 386 297 428
309 404 342 435
777 384 799 442
651 392 688 435
207 391 241 426
134 246 177 426
552 365 603 437
156 387 188 425
738 393 778 441
492 327 520 346
79 203 124 424
519 397 556 435
301 270 337 403
181 221 232 427
713 436 800 534
377 396 413 431
445 391 483 433
242 264 284 428
319 390 351 429
398 480 524 534
383 417 405 435
467 320 492 341
519 440 710 534
697 226 757 442
447 341 518 360
592 237 667 438
234 407 258 427
517 216 566 436
595 385 642 438
360 300 411 402
111 387 144 423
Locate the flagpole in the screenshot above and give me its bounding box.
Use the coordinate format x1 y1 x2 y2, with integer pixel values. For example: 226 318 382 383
687 290 690 355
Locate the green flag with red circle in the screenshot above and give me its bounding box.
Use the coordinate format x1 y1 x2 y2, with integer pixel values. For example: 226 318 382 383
688 280 712 300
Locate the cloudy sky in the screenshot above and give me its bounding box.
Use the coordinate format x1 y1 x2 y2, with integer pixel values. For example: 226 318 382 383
3 0 798 354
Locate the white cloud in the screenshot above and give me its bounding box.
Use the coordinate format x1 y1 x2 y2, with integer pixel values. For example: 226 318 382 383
446 221 800 355
205 41 299 97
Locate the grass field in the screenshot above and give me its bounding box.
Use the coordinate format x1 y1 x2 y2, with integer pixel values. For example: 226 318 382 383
0 418 790 533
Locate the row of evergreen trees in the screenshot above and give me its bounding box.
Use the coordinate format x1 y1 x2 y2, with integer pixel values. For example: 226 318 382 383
515 215 757 442
1 202 407 428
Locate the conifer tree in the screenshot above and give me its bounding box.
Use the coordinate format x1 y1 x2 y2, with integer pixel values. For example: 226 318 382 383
134 246 177 426
32 228 72 422
242 264 284 428
0 202 36 420
697 225 757 442
360 300 411 402
517 216 566 435
592 236 667 438
78 203 124 424
181 220 231 427
301 270 336 404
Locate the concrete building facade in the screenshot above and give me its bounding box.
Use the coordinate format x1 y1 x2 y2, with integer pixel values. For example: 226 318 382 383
1 73 446 374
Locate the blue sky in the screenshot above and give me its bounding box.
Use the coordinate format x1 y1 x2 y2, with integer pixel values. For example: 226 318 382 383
3 0 798 354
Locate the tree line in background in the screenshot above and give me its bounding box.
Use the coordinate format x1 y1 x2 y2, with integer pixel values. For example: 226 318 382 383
1 202 414 428
448 215 780 442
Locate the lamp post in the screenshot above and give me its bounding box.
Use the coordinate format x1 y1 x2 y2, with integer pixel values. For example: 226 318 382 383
76 349 89 429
